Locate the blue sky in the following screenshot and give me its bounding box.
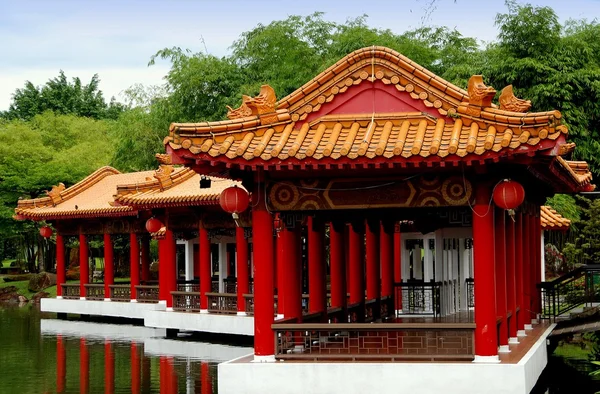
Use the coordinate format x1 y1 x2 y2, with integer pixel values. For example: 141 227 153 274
1 0 599 110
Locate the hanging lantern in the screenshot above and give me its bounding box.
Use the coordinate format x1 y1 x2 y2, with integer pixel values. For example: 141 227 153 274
219 185 250 224
493 179 525 215
39 226 53 238
145 217 163 233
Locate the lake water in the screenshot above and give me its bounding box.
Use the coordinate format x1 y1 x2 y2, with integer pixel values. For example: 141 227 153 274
0 304 253 394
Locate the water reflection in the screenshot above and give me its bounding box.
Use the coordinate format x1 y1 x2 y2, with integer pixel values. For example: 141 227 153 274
0 305 252 394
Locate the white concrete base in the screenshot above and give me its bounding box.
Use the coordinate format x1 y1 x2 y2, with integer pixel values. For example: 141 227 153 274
130 299 138 303
237 311 248 316
40 298 166 320
144 310 254 336
200 309 209 314
252 355 276 363
509 337 520 345
79 297 86 300
219 324 555 394
498 345 510 354
525 324 533 330
144 338 252 361
103 298 111 302
473 355 500 363
56 296 63 300
531 319 539 325
276 314 284 319
166 307 174 312
517 330 527 337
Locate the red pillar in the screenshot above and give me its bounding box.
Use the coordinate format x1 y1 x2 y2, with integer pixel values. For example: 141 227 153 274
131 342 141 394
56 335 66 393
276 226 285 316
534 206 542 317
130 232 140 301
308 216 326 314
282 225 302 320
330 221 346 310
201 362 212 394
515 211 525 332
79 338 89 394
236 226 249 313
529 211 539 320
522 212 532 326
158 230 177 307
104 233 114 299
104 341 114 394
199 225 211 311
348 221 365 306
473 183 498 359
380 221 394 298
506 214 518 341
56 234 66 298
79 234 88 298
252 172 275 359
494 208 508 350
365 219 380 301
141 236 151 283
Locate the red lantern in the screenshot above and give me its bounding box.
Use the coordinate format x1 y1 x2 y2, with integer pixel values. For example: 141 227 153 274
219 186 250 218
493 179 525 210
39 226 53 238
145 217 163 233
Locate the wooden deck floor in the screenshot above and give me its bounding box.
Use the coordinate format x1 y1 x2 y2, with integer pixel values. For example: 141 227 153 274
499 321 551 364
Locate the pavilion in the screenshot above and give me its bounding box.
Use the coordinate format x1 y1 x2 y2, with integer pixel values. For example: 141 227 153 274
163 46 592 394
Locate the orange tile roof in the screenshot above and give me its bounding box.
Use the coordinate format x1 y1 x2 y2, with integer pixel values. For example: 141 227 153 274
541 206 571 231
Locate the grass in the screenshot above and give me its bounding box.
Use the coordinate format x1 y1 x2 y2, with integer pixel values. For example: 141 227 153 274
555 342 593 360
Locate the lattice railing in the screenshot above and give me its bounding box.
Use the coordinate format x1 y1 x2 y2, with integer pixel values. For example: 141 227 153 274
84 284 104 300
207 292 237 314
172 291 201 312
136 285 159 303
394 280 441 316
244 294 254 315
177 283 200 292
61 284 80 299
109 285 131 302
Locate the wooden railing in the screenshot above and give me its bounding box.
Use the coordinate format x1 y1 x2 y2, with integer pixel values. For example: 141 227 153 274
177 283 199 292
272 321 475 361
207 292 237 314
394 280 441 317
211 280 219 293
244 294 254 315
172 291 200 312
109 285 131 302
61 284 80 299
136 285 159 303
466 278 474 309
84 284 104 300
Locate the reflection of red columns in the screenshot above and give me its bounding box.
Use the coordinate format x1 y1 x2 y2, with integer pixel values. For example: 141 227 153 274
79 234 89 298
199 224 211 311
473 183 498 360
131 342 140 394
141 236 151 283
104 341 114 394
252 172 275 360
201 362 212 394
506 215 518 342
308 216 326 314
56 335 66 393
282 225 302 319
348 222 365 306
276 227 285 316
56 234 66 297
330 221 346 310
236 226 249 313
494 208 509 351
366 219 380 301
380 221 394 298
104 233 114 300
515 212 525 333
142 356 151 392
522 213 532 326
130 232 140 301
80 338 89 394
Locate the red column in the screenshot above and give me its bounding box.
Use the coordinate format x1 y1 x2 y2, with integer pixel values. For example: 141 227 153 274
236 226 249 313
348 221 365 305
104 233 114 299
308 216 326 314
130 232 140 301
494 208 508 350
252 173 275 359
141 236 151 283
80 338 89 394
158 230 177 307
473 183 498 359
330 221 346 310
199 225 211 311
534 206 542 317
282 225 302 320
201 362 212 394
56 335 66 393
380 221 394 298
276 227 285 316
529 211 539 320
131 342 141 394
506 214 518 341
366 219 380 301
56 234 66 298
79 234 88 298
522 212 532 326
515 211 525 332
104 341 114 394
